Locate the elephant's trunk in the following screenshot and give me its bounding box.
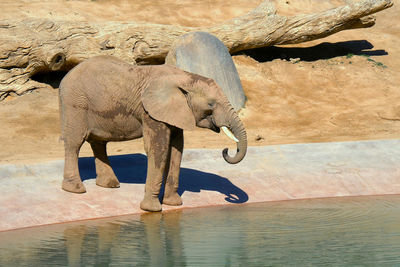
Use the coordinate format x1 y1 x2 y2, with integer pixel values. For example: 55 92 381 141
222 108 247 164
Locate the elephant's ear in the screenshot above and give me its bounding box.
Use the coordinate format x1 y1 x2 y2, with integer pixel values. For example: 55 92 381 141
142 78 196 130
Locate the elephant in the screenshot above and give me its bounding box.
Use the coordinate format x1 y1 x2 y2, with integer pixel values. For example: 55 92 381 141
59 55 247 212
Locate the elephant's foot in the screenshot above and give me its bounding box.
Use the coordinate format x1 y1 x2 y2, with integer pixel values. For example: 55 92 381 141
96 175 120 188
140 196 162 212
62 178 86 193
163 192 183 206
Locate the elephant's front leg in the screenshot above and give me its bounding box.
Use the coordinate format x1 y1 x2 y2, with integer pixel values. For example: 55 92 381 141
141 112 172 212
163 128 183 206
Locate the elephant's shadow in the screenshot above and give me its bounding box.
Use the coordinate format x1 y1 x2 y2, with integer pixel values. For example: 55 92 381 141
78 154 248 204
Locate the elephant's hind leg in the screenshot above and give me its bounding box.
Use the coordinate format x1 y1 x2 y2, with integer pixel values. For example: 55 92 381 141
63 143 86 193
61 109 87 193
89 141 120 188
163 128 183 206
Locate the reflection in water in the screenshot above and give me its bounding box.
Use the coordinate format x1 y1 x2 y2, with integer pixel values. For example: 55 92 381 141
141 212 186 266
1 195 400 266
60 212 186 266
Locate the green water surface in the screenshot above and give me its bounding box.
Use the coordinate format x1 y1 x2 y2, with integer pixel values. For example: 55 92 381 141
1 195 400 266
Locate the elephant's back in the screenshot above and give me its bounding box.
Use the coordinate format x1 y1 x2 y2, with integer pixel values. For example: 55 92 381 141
60 56 139 108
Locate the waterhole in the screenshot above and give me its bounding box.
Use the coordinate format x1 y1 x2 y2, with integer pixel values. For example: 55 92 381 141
1 195 400 266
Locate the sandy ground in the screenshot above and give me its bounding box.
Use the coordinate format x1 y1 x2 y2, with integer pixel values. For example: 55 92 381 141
0 0 399 164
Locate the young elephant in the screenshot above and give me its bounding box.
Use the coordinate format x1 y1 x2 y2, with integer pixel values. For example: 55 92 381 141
59 55 247 211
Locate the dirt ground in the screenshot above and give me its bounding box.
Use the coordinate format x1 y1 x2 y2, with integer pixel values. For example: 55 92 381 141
0 0 399 164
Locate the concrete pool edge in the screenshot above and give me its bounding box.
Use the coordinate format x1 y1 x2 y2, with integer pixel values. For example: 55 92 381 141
1 139 399 232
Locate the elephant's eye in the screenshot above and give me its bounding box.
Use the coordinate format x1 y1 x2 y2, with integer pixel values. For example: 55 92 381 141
207 100 216 109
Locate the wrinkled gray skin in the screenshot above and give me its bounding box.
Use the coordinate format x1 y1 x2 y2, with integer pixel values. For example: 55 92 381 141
59 56 247 212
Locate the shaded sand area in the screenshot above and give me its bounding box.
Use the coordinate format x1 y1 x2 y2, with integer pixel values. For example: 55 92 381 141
0 0 399 164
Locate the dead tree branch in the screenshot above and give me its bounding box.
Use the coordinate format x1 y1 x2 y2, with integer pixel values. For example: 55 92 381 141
0 0 393 99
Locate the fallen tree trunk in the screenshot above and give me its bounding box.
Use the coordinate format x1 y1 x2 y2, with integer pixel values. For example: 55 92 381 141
0 0 393 99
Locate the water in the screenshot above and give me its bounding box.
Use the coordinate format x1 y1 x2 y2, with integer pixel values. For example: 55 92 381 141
1 195 400 266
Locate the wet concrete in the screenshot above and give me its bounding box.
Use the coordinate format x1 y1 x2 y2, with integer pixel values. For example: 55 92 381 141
1 139 399 232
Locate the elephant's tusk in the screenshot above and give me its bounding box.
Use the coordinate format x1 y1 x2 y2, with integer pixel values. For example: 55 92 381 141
221 126 239 143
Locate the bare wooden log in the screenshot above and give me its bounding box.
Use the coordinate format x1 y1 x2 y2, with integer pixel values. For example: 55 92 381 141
0 0 393 99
